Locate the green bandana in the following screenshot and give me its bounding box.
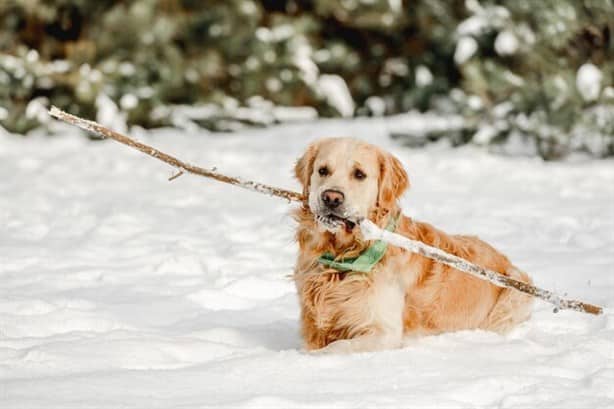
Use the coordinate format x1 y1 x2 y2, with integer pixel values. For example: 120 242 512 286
318 215 399 274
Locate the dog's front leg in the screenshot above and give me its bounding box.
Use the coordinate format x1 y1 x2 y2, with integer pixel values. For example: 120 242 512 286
315 280 405 354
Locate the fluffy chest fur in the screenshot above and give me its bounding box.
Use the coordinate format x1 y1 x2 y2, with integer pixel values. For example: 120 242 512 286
294 253 406 350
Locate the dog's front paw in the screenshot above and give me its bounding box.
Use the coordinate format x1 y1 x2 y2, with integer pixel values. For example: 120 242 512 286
311 339 354 355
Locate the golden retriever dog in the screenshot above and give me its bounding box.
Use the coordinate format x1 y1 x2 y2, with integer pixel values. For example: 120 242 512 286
293 137 533 353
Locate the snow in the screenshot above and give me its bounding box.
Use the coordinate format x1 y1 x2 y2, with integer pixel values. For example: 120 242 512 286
415 65 433 87
292 38 318 85
1 117 614 408
96 93 128 134
454 36 478 65
387 0 402 13
120 94 139 110
388 110 465 139
365 96 387 116
576 63 603 102
317 74 355 117
457 2 509 37
495 30 519 56
25 97 50 124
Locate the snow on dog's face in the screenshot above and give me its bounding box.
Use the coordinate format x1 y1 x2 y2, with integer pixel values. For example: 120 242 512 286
295 138 409 233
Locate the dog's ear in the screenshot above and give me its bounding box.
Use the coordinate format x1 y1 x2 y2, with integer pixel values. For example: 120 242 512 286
378 150 409 208
294 141 319 197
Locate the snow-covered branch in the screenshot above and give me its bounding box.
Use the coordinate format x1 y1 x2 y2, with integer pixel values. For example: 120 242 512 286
360 219 602 315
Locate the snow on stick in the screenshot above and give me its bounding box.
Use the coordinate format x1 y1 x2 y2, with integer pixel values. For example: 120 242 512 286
360 219 603 315
48 106 304 203
49 106 602 316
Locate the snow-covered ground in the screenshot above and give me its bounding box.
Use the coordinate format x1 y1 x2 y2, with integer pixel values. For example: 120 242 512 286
1 117 613 408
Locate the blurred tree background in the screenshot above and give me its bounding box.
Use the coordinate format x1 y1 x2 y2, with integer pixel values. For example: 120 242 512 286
1 0 613 158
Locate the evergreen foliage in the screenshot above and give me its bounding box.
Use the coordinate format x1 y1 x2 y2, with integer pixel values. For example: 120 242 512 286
451 0 614 158
1 0 612 158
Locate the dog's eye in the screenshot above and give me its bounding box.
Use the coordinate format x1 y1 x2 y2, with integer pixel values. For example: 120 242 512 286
318 166 329 177
354 169 366 180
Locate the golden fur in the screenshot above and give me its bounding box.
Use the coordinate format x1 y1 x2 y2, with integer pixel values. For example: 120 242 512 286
293 138 533 353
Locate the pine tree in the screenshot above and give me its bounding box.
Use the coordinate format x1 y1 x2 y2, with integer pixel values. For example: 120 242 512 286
1 0 463 133
452 0 614 158
1 0 612 158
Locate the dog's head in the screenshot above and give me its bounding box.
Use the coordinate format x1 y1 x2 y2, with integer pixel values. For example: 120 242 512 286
295 138 409 234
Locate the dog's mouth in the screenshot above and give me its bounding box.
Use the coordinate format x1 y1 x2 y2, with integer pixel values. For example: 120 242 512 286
315 213 357 233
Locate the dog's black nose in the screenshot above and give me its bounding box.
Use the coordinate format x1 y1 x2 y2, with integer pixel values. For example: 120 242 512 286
321 189 344 209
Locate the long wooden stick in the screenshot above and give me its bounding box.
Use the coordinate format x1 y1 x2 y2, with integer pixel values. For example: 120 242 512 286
48 107 303 202
48 106 603 315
